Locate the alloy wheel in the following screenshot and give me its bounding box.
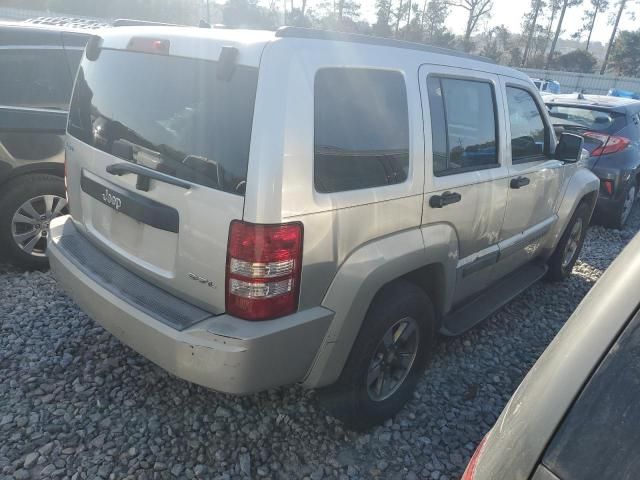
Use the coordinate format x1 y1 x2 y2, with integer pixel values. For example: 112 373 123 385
11 195 68 257
366 317 420 402
621 186 636 227
562 217 583 269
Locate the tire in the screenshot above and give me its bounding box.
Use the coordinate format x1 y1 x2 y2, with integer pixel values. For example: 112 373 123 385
606 180 636 230
546 201 591 282
0 174 67 269
318 280 437 430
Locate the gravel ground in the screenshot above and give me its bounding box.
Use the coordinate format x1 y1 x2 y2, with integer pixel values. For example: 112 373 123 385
1 209 639 480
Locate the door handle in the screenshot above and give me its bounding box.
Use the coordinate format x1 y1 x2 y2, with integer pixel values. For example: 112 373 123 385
510 176 530 189
430 191 462 208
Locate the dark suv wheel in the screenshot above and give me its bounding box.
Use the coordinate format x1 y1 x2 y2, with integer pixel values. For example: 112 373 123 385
611 180 636 230
546 201 591 281
0 174 68 269
319 280 436 430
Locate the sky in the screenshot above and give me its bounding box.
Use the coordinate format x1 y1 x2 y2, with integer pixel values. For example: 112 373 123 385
357 0 639 44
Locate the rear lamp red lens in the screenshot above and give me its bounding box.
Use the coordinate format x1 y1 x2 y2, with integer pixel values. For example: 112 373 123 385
461 433 489 480
226 221 303 321
602 179 614 195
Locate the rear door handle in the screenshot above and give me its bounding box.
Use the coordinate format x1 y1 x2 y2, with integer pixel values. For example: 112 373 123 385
430 191 462 208
510 176 530 189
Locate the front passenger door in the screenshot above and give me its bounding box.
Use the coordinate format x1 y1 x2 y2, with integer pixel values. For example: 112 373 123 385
494 80 565 279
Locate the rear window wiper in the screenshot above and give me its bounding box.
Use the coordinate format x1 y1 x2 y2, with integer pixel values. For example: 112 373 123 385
106 162 192 190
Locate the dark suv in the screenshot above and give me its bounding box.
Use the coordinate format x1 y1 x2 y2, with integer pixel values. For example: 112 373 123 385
546 93 640 229
0 22 91 268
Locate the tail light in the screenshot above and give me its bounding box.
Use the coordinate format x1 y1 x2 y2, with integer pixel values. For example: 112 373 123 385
602 179 614 195
584 131 630 156
461 434 489 480
226 220 303 320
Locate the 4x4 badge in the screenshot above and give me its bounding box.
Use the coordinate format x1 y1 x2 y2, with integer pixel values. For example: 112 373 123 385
188 273 216 289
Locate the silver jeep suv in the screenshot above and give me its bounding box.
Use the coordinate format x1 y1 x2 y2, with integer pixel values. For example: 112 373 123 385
48 26 599 429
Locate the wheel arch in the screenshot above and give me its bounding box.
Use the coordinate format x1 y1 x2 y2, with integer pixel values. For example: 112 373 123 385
0 162 64 190
544 168 599 258
303 224 458 389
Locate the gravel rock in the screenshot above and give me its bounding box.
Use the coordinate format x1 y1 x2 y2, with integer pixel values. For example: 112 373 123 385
0 209 638 480
13 469 29 480
22 453 37 469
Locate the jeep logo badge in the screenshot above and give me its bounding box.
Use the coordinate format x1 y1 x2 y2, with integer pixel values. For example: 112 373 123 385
102 189 122 210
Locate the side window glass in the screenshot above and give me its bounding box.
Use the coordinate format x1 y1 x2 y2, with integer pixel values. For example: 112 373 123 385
428 76 499 176
0 49 72 110
314 68 410 193
64 50 83 78
506 87 547 163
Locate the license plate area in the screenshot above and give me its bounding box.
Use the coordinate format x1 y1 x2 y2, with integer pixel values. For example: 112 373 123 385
80 170 179 233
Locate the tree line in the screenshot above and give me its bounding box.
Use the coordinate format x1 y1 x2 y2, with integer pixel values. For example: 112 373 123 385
7 0 640 76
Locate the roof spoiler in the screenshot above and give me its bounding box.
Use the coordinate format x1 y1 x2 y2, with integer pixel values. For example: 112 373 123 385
113 19 179 27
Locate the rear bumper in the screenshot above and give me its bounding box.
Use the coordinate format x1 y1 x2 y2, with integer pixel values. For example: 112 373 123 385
591 154 638 216
47 215 333 394
594 194 622 217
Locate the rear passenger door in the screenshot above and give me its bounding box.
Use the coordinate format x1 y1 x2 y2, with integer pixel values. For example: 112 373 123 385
0 45 73 178
420 66 510 305
494 79 565 279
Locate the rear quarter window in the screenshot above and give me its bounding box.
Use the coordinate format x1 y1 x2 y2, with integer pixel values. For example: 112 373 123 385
68 49 258 196
547 105 627 134
314 68 410 193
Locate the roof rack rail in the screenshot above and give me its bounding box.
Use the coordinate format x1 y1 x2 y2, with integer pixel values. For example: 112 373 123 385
113 19 180 27
275 27 494 64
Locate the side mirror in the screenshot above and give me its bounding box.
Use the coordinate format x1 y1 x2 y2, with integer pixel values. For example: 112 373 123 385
555 132 584 163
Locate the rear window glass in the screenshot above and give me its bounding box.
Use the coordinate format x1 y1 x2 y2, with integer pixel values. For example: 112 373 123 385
547 105 626 134
314 68 409 193
68 49 258 195
0 49 73 110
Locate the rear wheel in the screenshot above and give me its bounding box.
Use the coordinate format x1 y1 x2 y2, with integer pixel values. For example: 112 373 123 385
0 174 67 269
609 180 636 230
546 201 590 281
319 281 436 430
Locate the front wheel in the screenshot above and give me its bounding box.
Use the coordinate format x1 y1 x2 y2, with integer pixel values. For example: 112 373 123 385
318 281 436 430
546 201 591 282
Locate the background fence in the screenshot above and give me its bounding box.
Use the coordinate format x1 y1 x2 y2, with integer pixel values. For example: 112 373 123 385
520 68 640 95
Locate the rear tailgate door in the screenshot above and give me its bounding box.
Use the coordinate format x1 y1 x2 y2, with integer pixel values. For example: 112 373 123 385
65 31 263 314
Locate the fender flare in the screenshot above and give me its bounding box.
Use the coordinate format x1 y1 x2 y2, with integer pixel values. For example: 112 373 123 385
303 224 458 389
544 167 599 257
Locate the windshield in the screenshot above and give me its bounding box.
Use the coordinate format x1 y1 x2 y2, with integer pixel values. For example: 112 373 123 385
68 48 259 195
547 105 626 134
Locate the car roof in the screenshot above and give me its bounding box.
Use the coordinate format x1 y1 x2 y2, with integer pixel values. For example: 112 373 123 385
545 93 640 111
276 27 494 64
0 20 103 36
475 231 640 479
97 26 530 81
